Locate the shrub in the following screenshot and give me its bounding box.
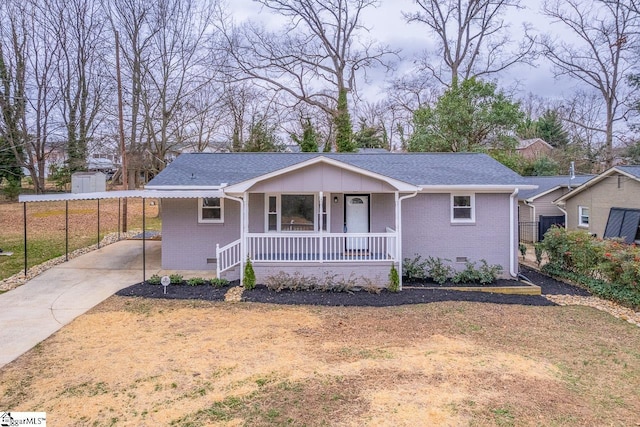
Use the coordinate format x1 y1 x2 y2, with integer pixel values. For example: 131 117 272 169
244 257 256 290
519 243 527 258
403 254 428 280
452 261 480 284
538 227 640 309
477 260 503 284
210 278 230 288
425 256 453 285
186 277 206 286
534 243 543 266
452 260 502 285
147 274 162 285
169 274 183 284
388 263 400 292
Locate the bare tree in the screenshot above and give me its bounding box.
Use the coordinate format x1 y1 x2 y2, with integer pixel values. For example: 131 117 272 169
140 0 217 175
404 0 535 88
540 0 638 168
52 0 109 173
220 0 395 149
0 0 63 193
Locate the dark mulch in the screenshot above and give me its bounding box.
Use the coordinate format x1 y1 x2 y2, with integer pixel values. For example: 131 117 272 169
403 277 524 288
116 283 231 301
519 265 591 296
116 265 591 307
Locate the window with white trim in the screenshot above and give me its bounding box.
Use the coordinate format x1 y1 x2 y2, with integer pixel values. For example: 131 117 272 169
266 194 319 232
578 206 590 227
198 197 224 223
451 194 475 223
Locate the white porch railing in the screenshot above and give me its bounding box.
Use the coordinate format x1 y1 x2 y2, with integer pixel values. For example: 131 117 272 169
216 239 242 277
246 231 397 263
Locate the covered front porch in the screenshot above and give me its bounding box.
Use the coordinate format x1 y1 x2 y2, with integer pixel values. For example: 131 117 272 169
216 228 398 280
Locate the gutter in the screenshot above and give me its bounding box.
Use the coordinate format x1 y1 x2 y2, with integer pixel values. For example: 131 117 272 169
221 192 245 285
396 190 420 290
510 189 519 278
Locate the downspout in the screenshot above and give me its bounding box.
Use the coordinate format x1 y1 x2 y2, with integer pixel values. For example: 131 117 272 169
510 189 519 278
224 193 245 285
397 190 419 290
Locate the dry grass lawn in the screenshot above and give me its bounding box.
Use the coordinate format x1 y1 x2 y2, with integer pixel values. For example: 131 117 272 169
1 298 639 426
0 199 160 280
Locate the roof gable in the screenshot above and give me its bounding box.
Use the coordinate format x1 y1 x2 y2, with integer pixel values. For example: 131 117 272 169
555 166 640 204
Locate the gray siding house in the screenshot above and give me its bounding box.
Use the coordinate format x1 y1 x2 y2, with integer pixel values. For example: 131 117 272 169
518 175 594 242
555 165 640 243
146 153 535 286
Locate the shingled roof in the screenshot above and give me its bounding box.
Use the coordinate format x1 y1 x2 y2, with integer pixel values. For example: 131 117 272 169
518 175 595 200
146 152 531 189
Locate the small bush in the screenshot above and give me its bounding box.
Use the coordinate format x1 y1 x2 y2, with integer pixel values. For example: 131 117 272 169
388 263 400 292
477 260 503 284
403 254 428 280
186 277 206 286
452 260 502 285
519 243 527 258
244 257 256 290
169 274 183 284
425 256 454 285
210 278 230 288
147 274 162 285
453 261 480 284
534 243 543 266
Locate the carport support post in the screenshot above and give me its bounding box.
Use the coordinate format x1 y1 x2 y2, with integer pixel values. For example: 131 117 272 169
97 199 101 248
142 197 146 282
65 201 69 261
23 202 27 276
118 198 121 240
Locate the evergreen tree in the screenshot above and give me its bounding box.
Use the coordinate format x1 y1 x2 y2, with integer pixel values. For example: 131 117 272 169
408 78 523 152
291 117 319 152
334 89 356 152
242 119 284 152
353 119 386 149
536 109 568 147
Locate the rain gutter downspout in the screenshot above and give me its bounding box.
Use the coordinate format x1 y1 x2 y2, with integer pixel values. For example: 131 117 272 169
510 189 519 278
397 190 420 290
223 192 245 285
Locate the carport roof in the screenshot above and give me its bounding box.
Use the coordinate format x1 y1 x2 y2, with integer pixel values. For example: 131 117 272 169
19 189 223 203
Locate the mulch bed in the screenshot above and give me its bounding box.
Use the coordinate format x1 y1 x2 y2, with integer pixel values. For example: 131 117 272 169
116 265 591 307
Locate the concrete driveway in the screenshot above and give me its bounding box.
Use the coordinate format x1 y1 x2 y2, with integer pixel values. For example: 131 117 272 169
0 240 161 368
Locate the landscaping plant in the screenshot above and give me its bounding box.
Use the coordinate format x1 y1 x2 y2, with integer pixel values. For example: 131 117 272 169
425 256 454 285
388 263 400 292
539 227 640 309
244 256 256 290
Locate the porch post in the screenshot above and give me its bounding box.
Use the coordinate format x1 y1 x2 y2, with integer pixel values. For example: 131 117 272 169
241 192 249 284
319 191 323 263
395 192 402 290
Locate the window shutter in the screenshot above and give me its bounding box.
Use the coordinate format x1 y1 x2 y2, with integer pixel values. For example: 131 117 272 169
620 210 640 244
603 208 625 239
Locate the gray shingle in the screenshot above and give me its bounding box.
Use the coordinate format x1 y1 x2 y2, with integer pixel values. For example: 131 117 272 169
616 165 640 179
147 152 529 188
518 175 595 200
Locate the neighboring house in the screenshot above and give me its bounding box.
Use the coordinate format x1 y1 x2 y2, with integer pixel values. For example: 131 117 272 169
516 138 554 160
145 152 535 285
555 165 640 243
518 175 595 242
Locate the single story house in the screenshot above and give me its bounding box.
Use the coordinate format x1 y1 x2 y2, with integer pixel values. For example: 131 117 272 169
554 165 640 243
518 175 594 242
145 152 535 286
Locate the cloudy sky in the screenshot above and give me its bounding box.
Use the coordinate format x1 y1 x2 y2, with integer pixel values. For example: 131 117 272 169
225 0 575 101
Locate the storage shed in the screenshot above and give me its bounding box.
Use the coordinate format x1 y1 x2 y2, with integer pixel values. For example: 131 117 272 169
71 172 107 193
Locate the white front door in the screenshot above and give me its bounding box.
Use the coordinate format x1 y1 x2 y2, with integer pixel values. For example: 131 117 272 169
345 195 369 251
